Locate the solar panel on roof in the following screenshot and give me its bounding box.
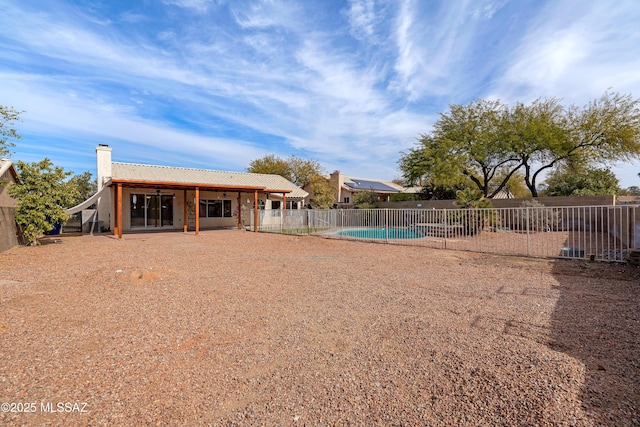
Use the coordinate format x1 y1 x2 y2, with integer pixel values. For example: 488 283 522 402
345 179 399 192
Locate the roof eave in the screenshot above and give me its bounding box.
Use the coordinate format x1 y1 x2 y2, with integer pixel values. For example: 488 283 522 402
110 178 267 192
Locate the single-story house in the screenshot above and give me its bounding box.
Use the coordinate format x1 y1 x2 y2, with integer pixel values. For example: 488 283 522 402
0 158 20 252
327 171 406 205
72 145 308 238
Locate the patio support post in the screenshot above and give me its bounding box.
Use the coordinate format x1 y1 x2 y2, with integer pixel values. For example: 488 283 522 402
113 186 118 238
183 189 188 233
283 194 287 228
195 187 200 236
237 192 242 229
254 190 259 232
116 183 123 239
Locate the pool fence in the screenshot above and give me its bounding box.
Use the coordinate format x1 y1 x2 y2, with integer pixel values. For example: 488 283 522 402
252 205 640 263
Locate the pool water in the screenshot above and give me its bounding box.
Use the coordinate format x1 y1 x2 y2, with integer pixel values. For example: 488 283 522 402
332 227 424 239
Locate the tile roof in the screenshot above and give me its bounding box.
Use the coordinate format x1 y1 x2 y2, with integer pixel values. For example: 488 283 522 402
111 162 308 199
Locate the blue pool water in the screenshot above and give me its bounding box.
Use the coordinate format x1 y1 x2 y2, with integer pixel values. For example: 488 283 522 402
333 227 424 239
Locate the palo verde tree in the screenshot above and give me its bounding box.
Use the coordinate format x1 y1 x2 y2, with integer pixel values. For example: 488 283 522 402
513 92 640 196
434 99 524 198
400 100 523 198
400 92 640 198
8 159 78 245
0 105 23 158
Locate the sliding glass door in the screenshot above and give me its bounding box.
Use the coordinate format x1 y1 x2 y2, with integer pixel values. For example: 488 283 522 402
130 194 173 228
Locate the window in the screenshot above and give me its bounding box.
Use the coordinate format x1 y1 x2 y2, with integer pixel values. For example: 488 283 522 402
286 200 298 210
343 197 350 203
199 200 232 218
271 200 281 209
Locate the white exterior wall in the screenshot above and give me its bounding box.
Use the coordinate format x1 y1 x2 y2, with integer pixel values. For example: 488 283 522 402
96 145 112 230
119 189 272 231
195 190 238 229
123 188 186 230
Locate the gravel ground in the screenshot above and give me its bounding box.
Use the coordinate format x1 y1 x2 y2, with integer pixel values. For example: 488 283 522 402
0 230 638 426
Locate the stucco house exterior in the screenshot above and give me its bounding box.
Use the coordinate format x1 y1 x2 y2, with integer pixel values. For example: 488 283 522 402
80 145 308 238
0 159 20 252
326 171 409 206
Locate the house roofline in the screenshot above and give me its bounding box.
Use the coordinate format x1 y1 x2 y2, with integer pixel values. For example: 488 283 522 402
108 178 292 194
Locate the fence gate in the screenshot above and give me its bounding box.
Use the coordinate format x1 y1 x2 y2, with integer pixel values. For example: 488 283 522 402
62 212 83 233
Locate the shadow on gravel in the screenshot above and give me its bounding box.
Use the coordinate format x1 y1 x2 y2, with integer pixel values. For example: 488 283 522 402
549 257 640 425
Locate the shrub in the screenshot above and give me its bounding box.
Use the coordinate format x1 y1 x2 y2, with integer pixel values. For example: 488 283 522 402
514 200 559 232
389 193 419 202
8 159 77 245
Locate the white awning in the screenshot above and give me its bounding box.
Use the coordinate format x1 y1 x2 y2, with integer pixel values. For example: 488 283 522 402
64 185 108 214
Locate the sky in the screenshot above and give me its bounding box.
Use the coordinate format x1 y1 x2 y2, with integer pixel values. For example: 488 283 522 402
1 0 640 188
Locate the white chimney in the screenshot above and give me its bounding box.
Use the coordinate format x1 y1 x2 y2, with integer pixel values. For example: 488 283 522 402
96 144 112 189
96 144 112 229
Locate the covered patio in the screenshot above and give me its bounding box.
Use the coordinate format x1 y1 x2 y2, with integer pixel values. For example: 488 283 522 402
109 179 292 239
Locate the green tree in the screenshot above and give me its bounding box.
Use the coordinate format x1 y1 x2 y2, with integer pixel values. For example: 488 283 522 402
1 105 23 158
389 193 419 202
504 97 567 197
352 190 377 209
400 92 640 198
417 182 465 200
542 165 622 196
68 171 97 206
400 100 523 198
8 159 78 245
435 99 523 197
491 171 530 198
288 155 324 188
247 154 292 181
247 154 324 187
308 174 334 209
513 92 640 196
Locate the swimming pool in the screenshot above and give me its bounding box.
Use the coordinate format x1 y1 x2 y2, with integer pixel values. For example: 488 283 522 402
331 227 424 239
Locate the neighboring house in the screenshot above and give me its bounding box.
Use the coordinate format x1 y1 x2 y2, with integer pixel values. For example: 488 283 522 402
84 145 308 238
326 171 406 206
492 188 514 199
0 159 20 252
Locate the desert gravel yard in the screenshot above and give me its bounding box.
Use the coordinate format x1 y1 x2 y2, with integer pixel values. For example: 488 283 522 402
0 230 639 426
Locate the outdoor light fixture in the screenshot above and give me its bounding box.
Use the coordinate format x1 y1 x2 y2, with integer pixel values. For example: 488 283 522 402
266 193 269 200
223 192 227 198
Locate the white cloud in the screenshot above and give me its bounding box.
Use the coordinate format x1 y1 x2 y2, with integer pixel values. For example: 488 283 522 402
491 1 640 104
346 0 377 42
6 0 637 185
232 0 301 31
0 72 266 170
162 0 216 14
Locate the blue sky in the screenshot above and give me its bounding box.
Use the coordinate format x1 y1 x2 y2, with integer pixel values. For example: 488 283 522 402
1 0 640 188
